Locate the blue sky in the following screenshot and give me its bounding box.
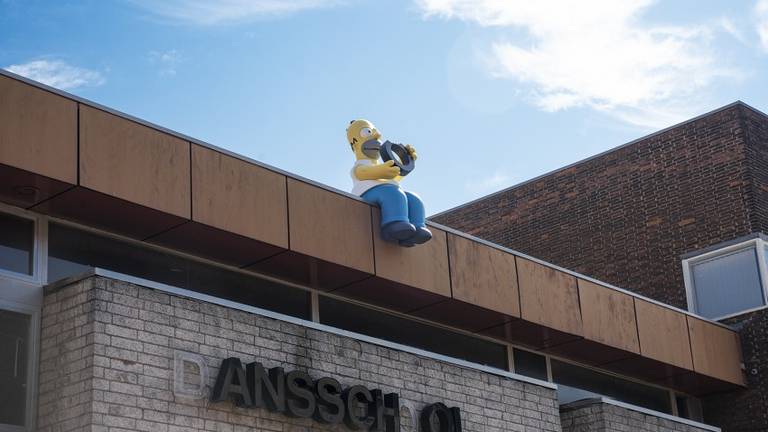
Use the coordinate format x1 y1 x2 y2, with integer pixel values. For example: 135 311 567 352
2 0 768 214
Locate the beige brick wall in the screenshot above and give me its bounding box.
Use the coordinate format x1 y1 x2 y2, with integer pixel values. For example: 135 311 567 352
560 399 716 432
38 278 99 431
38 276 562 432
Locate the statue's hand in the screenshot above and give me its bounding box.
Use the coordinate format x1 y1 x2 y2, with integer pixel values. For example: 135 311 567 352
377 160 401 179
405 144 418 160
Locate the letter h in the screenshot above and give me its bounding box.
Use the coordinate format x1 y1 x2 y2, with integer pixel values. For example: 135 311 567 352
370 390 400 432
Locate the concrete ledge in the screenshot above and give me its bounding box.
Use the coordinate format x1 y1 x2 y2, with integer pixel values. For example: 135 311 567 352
44 268 557 390
39 273 563 432
560 397 720 432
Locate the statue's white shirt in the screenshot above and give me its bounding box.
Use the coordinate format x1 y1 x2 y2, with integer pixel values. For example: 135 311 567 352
350 159 399 196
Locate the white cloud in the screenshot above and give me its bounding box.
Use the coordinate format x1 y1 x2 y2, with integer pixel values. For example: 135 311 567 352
4 60 104 90
717 16 746 44
128 0 346 25
464 170 510 194
149 49 182 76
757 0 768 51
417 0 740 128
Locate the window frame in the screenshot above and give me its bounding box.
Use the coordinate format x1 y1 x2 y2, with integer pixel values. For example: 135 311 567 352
0 203 46 432
47 212 699 418
0 203 705 426
317 293 510 370
682 237 768 320
0 300 41 432
0 203 46 285
548 355 676 415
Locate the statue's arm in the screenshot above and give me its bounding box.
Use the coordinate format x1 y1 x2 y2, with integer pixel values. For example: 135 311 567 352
354 160 401 180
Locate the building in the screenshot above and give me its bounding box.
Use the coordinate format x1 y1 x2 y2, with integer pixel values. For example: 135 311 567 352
0 69 746 432
433 102 768 431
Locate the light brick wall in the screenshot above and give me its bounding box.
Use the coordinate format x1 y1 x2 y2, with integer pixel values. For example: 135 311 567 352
38 277 99 431
560 399 716 432
38 275 562 432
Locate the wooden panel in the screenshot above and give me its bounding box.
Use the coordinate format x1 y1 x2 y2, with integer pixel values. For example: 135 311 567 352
545 339 635 366
652 370 741 396
33 187 186 240
372 215 450 297
635 299 693 370
0 75 76 183
604 355 691 383
448 234 520 318
687 316 745 385
191 145 288 248
79 105 190 218
330 276 447 313
0 163 73 208
287 179 374 273
481 319 580 350
246 251 371 291
578 279 639 353
150 221 284 267
413 299 514 332
517 257 582 335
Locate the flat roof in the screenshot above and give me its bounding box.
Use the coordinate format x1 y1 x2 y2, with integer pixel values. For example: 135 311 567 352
0 68 747 394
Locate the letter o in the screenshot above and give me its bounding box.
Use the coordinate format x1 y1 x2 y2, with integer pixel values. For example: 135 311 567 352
420 403 454 432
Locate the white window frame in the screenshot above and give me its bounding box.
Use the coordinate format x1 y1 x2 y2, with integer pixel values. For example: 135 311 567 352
0 203 47 287
682 237 768 321
0 300 40 432
0 204 706 427
0 202 45 432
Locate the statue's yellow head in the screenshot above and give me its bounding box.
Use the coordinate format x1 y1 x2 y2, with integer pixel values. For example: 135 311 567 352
346 119 382 161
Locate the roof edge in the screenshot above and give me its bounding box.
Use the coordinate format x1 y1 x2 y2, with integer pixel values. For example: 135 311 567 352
0 67 737 332
0 68 370 205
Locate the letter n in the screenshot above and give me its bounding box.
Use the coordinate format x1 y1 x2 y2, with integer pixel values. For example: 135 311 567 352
247 361 286 412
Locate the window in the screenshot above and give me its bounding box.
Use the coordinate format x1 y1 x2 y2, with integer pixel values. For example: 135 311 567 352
513 348 548 381
318 295 508 369
42 219 696 422
0 212 34 276
683 238 768 319
551 359 672 414
675 394 703 422
0 207 42 432
0 309 33 430
47 223 311 320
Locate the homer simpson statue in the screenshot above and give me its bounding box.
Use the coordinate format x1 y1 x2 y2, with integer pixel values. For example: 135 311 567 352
347 119 432 247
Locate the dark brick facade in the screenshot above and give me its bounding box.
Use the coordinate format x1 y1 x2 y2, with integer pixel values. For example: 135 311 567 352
705 309 768 432
433 102 768 431
744 107 768 236
433 103 762 310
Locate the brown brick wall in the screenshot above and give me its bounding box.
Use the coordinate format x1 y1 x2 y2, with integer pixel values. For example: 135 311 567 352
433 104 758 309
744 107 768 235
703 308 768 431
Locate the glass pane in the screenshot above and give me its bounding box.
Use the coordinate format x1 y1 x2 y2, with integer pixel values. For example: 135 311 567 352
556 383 602 405
48 223 188 287
187 263 310 319
513 348 548 381
319 296 508 369
551 359 671 413
0 212 34 275
48 223 311 320
675 395 689 419
691 247 766 318
0 309 31 426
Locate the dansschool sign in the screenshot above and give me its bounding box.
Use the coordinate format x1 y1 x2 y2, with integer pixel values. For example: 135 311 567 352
211 357 463 432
